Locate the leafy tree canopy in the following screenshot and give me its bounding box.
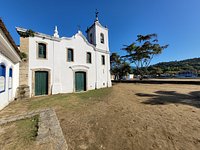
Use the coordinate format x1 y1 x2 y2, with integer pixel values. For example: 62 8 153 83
110 53 131 80
122 33 168 79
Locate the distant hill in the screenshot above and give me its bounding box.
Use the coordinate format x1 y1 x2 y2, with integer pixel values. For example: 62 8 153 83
148 58 200 75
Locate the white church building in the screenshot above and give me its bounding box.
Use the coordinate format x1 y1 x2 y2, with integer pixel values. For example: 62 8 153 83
0 19 21 110
16 15 112 97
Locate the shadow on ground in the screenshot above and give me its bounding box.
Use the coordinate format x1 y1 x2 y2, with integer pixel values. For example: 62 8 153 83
136 91 200 108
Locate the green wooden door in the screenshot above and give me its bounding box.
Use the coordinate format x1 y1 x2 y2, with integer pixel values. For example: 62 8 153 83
75 72 86 92
35 71 48 96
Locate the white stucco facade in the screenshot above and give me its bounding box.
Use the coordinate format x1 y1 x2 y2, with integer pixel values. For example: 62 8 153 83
17 19 111 97
0 20 21 110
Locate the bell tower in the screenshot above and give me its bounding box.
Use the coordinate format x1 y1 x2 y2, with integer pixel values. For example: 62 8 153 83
86 10 109 51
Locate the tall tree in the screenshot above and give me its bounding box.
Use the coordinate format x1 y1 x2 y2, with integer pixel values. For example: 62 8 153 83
122 34 168 80
110 53 131 80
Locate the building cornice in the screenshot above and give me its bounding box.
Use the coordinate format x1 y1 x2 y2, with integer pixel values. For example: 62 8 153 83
16 27 110 54
62 31 109 54
16 27 61 42
0 19 21 61
86 20 108 33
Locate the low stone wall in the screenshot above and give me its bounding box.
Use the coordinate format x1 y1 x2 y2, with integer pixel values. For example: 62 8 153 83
0 108 68 150
37 109 67 150
112 80 200 85
0 109 43 125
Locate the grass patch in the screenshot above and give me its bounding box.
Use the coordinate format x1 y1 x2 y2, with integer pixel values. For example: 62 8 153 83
29 87 113 110
76 87 112 100
29 94 72 110
16 115 39 141
0 115 39 150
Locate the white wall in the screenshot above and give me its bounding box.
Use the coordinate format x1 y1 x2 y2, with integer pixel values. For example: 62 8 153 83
0 54 19 110
28 30 111 96
86 21 109 51
0 27 20 110
95 23 109 51
60 33 96 93
28 36 54 95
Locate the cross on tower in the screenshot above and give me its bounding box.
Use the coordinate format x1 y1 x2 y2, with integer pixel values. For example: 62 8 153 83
77 25 81 31
95 9 99 21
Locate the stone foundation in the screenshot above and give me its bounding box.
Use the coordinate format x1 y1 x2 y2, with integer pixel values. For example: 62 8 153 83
16 84 30 100
18 37 30 99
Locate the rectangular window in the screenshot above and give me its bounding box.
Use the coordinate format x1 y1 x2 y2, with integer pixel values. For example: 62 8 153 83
102 55 105 65
87 52 92 63
38 43 47 58
100 33 104 44
0 64 6 92
0 65 5 76
9 68 12 89
67 49 74 62
90 33 93 44
9 68 12 77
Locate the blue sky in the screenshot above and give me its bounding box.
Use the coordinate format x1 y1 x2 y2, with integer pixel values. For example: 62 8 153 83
1 0 200 64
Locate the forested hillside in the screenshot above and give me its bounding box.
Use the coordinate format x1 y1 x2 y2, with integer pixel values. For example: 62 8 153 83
147 58 200 75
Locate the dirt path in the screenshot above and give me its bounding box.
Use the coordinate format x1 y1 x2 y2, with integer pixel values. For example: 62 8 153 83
1 83 200 150
58 84 200 150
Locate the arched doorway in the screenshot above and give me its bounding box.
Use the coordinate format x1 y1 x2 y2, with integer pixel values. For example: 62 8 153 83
75 71 86 92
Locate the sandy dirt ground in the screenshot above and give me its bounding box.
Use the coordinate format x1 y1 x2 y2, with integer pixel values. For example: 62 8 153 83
58 83 200 150
1 83 200 150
